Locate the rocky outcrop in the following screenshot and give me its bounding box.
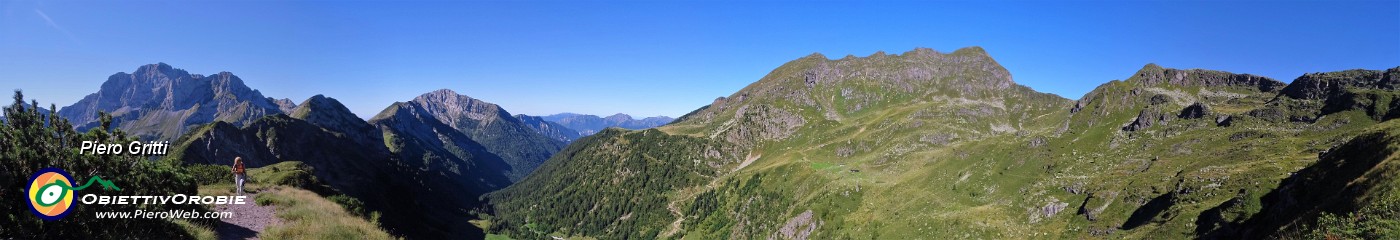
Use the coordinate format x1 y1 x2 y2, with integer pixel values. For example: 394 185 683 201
1279 67 1399 100
1124 107 1169 131
770 210 822 240
1129 63 1286 92
1273 67 1400 120
1179 102 1211 119
1216 115 1233 127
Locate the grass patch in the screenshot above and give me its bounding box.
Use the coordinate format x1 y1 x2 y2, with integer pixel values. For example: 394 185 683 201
257 186 395 240
172 219 217 240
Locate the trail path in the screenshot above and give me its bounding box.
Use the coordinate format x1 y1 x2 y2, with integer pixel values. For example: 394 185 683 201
661 152 762 237
215 193 280 240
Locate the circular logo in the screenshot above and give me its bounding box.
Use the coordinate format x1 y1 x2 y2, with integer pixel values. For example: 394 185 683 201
28 167 76 220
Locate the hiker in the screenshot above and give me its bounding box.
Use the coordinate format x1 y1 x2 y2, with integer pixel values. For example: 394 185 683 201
233 156 247 195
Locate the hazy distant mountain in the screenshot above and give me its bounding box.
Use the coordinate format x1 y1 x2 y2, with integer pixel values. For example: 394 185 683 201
56 63 282 140
0 101 51 122
537 112 674 135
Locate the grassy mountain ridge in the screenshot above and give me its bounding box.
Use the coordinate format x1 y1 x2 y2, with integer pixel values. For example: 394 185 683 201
171 96 507 238
486 46 1400 239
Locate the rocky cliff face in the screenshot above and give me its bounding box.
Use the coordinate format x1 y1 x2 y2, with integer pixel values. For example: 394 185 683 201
56 63 282 140
1129 63 1287 92
1279 67 1400 100
1271 67 1400 121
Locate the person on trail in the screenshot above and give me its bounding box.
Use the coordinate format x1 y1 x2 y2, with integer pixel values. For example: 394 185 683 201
233 156 247 195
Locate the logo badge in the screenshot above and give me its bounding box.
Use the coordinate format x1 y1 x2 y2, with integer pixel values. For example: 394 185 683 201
28 167 76 220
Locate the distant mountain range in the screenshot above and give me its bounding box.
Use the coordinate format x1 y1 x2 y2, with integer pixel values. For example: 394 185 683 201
529 113 674 136
0 100 50 122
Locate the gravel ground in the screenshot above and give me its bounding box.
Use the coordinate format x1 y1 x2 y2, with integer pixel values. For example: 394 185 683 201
215 194 280 240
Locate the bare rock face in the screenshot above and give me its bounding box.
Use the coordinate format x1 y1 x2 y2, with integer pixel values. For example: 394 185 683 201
1276 67 1400 121
1130 63 1286 92
411 89 510 129
1179 102 1211 119
723 104 806 148
1029 197 1070 223
770 210 821 240
56 63 283 140
1279 67 1399 100
1124 107 1168 131
1216 115 1233 127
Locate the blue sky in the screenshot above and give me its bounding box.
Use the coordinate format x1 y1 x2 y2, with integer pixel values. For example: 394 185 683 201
2 0 1397 119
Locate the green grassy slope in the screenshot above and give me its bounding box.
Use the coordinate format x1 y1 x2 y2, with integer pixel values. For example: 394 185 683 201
486 47 1400 239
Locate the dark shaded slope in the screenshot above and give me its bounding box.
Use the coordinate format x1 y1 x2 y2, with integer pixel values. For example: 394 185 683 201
172 95 511 239
515 114 582 142
1200 121 1400 239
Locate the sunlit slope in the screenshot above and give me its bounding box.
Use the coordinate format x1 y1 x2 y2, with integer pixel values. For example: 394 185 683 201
487 47 1400 239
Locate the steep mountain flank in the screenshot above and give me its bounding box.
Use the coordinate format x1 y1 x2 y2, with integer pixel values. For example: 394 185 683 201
368 100 513 192
1196 120 1400 239
515 114 582 142
171 95 507 238
409 89 566 181
488 47 1074 239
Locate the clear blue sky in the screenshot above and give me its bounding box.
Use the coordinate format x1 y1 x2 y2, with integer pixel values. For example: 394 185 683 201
2 0 1397 119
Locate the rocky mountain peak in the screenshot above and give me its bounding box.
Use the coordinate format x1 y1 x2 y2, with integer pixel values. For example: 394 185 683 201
56 63 281 140
292 94 380 147
410 89 509 126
